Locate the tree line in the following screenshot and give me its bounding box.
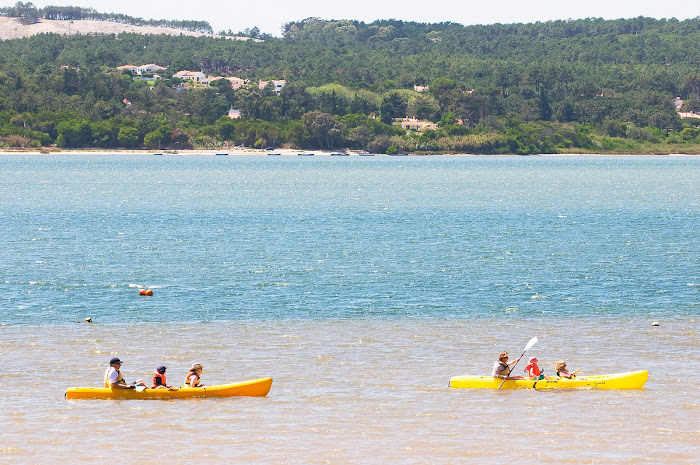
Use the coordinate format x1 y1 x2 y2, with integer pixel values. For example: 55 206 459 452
0 14 699 153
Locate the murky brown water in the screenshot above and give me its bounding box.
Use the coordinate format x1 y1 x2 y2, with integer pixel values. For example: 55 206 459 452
2 317 697 463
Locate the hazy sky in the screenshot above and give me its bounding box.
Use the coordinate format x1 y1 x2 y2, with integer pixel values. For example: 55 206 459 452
10 0 700 36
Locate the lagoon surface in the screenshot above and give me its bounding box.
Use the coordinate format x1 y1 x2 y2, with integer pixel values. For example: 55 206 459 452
1 155 698 462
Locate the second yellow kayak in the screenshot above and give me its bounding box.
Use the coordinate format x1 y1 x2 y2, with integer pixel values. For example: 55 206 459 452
449 370 648 390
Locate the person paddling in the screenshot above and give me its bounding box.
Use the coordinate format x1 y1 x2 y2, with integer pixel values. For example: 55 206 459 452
104 357 147 390
492 351 524 380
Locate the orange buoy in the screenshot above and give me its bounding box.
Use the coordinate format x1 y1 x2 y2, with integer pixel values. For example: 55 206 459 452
139 289 147 295
145 289 153 296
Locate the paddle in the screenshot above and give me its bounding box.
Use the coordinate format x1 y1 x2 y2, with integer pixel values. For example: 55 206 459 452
497 337 538 390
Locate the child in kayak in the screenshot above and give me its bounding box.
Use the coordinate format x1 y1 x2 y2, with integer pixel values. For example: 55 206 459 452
185 363 206 387
152 365 173 389
524 357 550 380
556 360 581 379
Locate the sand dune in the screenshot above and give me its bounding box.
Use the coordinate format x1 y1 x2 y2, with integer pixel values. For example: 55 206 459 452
0 17 255 41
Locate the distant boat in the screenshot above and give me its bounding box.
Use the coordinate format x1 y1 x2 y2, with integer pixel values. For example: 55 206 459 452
215 153 228 156
267 153 281 156
153 153 163 156
359 153 375 157
298 153 314 156
331 153 349 156
390 153 408 156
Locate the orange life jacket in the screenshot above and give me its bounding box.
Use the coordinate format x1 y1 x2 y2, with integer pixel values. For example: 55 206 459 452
153 372 167 387
525 363 542 377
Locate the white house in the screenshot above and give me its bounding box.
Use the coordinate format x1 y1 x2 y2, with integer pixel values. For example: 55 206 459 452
259 79 286 94
226 76 248 89
227 108 242 119
401 117 437 131
201 76 226 86
117 65 138 73
118 64 166 75
173 70 207 82
137 64 167 74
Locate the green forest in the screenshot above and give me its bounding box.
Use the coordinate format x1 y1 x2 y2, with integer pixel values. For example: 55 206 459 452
1 9 700 154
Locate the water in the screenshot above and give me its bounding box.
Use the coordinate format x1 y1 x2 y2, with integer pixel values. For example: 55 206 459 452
0 155 698 462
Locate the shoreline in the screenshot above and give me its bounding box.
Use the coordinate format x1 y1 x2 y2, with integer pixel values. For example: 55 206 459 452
1 149 699 157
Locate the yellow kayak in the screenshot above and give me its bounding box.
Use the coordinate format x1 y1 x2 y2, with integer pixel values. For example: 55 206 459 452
449 370 648 390
65 377 272 399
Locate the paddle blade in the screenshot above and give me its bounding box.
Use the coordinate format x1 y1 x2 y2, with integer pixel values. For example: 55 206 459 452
134 385 147 392
524 337 538 351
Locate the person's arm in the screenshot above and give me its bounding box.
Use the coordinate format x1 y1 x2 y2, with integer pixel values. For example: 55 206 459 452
111 381 135 389
502 359 522 379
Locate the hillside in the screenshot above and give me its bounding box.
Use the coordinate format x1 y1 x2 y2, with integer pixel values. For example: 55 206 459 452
0 17 253 41
0 16 699 154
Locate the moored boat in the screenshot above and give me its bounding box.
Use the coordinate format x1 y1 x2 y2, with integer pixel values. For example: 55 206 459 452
449 371 648 390
65 377 272 399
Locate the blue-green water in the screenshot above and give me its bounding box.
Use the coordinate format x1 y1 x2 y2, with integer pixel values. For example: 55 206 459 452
2 155 699 463
2 155 698 324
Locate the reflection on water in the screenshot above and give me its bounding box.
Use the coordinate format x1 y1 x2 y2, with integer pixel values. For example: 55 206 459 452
1 318 697 463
